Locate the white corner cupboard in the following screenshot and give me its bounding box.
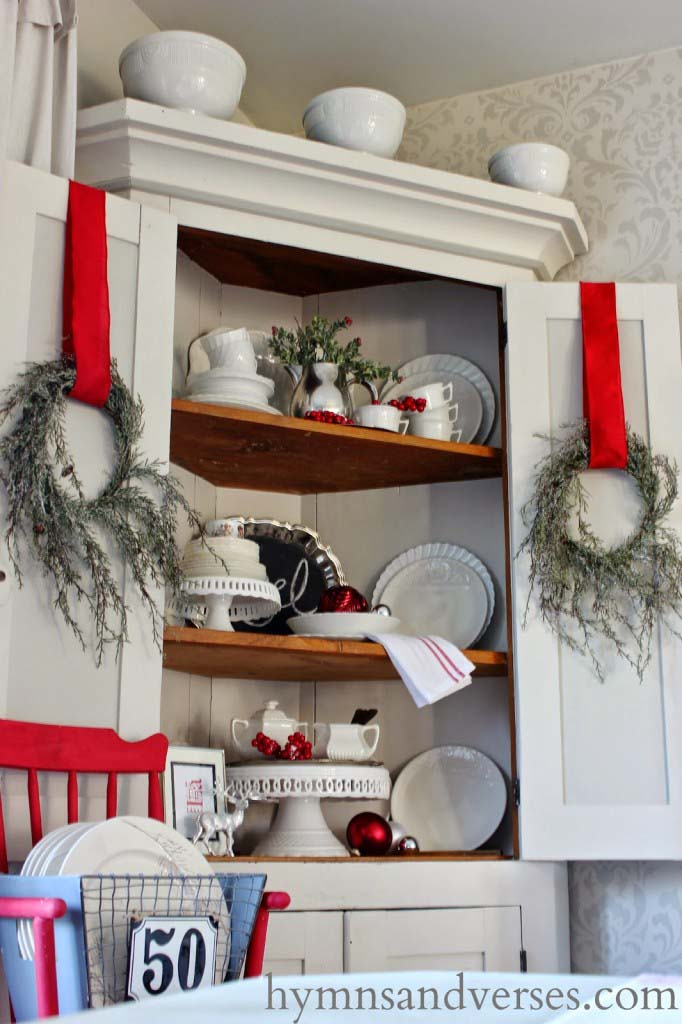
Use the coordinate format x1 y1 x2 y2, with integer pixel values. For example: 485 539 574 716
0 97 667 973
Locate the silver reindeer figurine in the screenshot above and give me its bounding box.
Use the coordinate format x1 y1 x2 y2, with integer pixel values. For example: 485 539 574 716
193 787 257 856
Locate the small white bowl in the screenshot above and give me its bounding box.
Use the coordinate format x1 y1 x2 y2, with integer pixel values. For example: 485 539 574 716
303 87 406 158
119 30 246 119
488 143 569 197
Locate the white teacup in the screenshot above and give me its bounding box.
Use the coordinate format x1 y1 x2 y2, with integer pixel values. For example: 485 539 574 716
410 417 463 442
408 403 458 426
408 381 453 411
355 404 408 434
200 327 257 375
314 722 380 762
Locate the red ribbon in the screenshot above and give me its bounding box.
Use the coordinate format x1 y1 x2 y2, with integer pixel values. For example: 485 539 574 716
62 180 111 406
580 281 627 469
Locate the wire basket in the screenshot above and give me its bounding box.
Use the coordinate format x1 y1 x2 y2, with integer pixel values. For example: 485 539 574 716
80 873 266 1008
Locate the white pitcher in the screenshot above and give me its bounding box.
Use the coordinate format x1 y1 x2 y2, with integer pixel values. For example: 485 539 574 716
314 722 380 762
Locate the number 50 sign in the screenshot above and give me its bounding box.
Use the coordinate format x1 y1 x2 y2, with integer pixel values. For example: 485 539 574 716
127 916 218 1001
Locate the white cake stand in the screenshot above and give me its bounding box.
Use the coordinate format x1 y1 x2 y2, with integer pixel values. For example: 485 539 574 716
225 762 391 857
182 576 281 631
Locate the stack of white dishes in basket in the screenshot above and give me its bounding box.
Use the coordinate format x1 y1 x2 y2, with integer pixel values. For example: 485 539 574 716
18 817 217 959
185 326 281 415
380 354 496 444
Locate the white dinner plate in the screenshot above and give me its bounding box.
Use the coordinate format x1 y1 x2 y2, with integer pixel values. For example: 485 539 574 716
391 745 507 850
381 372 483 444
372 543 494 649
185 394 283 415
188 367 275 396
382 354 496 444
287 611 401 639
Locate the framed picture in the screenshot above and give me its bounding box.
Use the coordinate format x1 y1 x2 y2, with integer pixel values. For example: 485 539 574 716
163 746 226 840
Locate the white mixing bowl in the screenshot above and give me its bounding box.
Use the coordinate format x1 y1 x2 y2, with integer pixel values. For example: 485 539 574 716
303 87 406 158
119 31 246 119
488 143 570 197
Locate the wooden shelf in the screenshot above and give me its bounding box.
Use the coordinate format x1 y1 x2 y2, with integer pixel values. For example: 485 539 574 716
207 852 506 863
163 627 508 681
169 400 502 494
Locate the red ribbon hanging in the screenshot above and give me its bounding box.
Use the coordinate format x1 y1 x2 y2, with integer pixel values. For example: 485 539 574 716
580 281 627 469
62 180 111 406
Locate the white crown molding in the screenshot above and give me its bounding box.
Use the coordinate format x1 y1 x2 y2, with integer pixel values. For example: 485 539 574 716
76 99 587 285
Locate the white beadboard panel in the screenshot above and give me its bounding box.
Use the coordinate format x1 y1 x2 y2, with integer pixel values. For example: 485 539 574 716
507 282 682 859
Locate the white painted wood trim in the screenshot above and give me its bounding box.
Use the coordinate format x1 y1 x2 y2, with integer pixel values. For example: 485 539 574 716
117 204 177 739
75 100 587 286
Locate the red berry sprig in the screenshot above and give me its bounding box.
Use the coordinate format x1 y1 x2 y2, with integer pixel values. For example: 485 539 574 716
388 396 427 414
251 731 313 761
304 410 354 425
251 731 281 758
280 731 313 761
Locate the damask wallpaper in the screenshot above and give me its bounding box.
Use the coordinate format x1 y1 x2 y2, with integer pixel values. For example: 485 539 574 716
398 46 682 976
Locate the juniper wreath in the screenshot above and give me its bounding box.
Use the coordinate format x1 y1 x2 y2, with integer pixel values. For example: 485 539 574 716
0 358 201 664
520 421 682 681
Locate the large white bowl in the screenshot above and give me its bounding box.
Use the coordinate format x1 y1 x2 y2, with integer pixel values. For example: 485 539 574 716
488 142 569 196
303 87 406 158
119 30 246 119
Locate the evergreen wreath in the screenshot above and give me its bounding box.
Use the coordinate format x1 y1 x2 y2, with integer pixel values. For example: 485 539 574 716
0 358 200 664
520 421 682 681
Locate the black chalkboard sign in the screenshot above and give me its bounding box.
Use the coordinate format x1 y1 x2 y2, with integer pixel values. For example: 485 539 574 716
232 520 345 635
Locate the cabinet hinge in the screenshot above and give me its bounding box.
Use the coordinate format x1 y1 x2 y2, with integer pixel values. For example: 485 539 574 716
513 777 520 806
520 949 528 973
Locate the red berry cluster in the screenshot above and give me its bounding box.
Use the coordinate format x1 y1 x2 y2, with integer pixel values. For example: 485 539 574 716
281 731 313 761
252 731 281 757
304 410 354 425
388 396 427 413
251 731 313 761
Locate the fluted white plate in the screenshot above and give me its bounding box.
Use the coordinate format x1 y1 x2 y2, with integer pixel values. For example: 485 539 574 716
391 745 506 850
372 543 494 648
382 354 496 443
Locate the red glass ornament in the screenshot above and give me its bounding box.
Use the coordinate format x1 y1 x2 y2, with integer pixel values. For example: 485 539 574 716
319 585 368 614
346 812 392 856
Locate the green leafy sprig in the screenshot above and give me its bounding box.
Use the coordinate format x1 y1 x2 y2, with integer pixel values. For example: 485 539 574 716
269 315 399 384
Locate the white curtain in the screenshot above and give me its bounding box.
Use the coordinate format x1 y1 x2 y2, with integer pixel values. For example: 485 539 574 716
0 0 78 178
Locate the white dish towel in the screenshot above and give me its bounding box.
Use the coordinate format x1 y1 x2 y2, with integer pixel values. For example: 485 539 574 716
366 633 475 707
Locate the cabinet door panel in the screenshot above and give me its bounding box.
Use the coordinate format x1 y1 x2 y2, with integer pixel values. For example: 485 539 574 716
506 282 682 859
262 912 343 976
0 161 176 856
344 908 521 973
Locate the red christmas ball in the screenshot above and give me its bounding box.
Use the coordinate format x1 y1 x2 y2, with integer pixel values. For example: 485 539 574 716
346 812 392 856
318 585 368 614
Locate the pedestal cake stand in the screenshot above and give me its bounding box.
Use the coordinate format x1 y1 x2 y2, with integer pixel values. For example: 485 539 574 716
183 576 281 631
225 762 391 857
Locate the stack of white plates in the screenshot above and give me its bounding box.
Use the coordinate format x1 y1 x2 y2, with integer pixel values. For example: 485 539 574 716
181 536 269 583
19 817 220 960
186 368 281 415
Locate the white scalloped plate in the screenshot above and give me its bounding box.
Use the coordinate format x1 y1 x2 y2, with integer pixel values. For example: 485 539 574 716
382 354 496 443
391 746 507 851
372 543 494 648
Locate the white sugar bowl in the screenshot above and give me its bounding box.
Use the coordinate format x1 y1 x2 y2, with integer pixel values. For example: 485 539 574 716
231 700 308 760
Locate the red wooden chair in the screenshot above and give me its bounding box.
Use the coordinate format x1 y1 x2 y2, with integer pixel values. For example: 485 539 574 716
0 718 289 1017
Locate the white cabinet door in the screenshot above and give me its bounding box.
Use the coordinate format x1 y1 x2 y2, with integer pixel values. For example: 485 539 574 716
0 160 176 741
262 912 344 976
506 282 682 859
344 908 522 972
